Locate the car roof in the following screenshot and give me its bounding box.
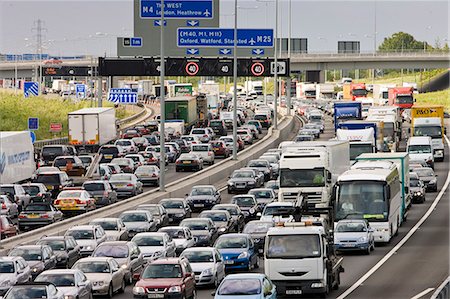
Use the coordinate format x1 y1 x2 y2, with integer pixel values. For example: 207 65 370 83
67 225 97 230
149 257 183 265
217 233 250 239
39 269 80 275
223 273 266 280
77 257 112 262
181 247 215 252
133 232 167 237
0 256 24 261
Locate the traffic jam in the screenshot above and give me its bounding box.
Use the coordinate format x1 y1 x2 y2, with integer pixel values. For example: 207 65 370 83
0 85 447 299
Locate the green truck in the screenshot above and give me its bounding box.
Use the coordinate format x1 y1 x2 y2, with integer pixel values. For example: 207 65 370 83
165 96 207 129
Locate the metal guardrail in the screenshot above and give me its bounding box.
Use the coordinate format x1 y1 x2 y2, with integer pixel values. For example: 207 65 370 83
431 276 450 299
284 51 450 58
116 103 147 128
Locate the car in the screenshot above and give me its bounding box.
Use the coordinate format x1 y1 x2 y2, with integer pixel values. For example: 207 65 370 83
36 236 81 268
212 204 245 233
237 128 254 145
227 169 261 194
298 128 319 139
254 113 272 128
132 137 150 151
158 226 196 256
259 156 280 179
72 257 126 297
134 165 160 186
35 269 92 299
409 172 426 203
18 202 63 230
213 273 277 299
2 282 65 299
64 225 107 257
190 127 212 143
180 218 218 247
78 155 94 169
114 139 138 154
31 171 74 198
414 167 438 192
151 145 178 163
101 163 122 175
214 233 259 271
246 120 263 134
219 136 244 153
136 204 169 229
186 185 221 211
92 241 145 283
263 180 279 196
82 180 118 207
180 247 225 287
303 123 321 137
89 218 129 241
53 189 95 216
133 257 196 299
144 146 169 166
0 257 32 295
0 216 18 239
180 135 202 146
248 188 276 208
199 210 233 236
175 153 204 172
41 145 75 165
53 156 86 176
295 134 315 141
242 221 274 255
109 173 143 197
190 143 215 165
172 139 191 154
138 151 161 166
8 245 57 278
334 219 375 254
119 210 157 238
143 134 160 146
241 124 259 140
208 119 228 136
159 198 192 224
209 140 231 158
0 195 18 218
166 142 182 158
134 126 150 136
99 145 125 163
247 159 272 181
0 184 31 210
125 154 147 168
121 129 141 139
21 183 52 203
259 202 295 223
31 166 60 180
231 195 260 220
110 157 135 173
131 232 176 261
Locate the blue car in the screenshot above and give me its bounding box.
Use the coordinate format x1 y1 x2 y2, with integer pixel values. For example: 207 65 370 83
214 273 277 299
214 233 259 271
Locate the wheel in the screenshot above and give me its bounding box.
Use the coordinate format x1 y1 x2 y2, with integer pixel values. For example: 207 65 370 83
128 272 133 285
107 284 113 298
254 257 259 269
365 247 371 255
210 160 214 165
119 279 126 293
88 292 93 299
213 275 219 288
190 289 197 299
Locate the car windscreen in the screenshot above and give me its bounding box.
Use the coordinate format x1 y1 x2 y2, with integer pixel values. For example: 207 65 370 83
0 262 14 273
116 140 132 146
35 274 75 287
142 264 182 279
120 213 148 222
66 230 94 240
200 212 227 222
6 286 48 298
231 171 253 178
9 248 42 261
181 250 214 263
218 279 261 295
94 245 129 258
266 234 321 259
0 187 15 195
42 146 63 156
161 200 184 209
181 221 209 230
24 204 52 212
100 147 119 154
73 262 110 273
58 191 82 198
37 240 66 251
215 237 247 249
232 197 255 207
22 185 41 196
132 235 164 246
191 129 206 135
336 222 367 232
35 174 61 185
192 145 209 152
243 222 273 234
83 183 105 191
190 187 214 196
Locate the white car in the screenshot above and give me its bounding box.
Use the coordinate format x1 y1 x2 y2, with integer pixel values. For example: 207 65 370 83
131 232 176 260
259 202 294 223
190 144 215 165
64 225 107 257
181 135 202 146
114 139 137 154
158 226 196 255
180 247 226 287
190 128 212 143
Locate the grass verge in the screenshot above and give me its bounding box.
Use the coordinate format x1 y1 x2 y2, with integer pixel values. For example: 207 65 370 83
414 89 450 111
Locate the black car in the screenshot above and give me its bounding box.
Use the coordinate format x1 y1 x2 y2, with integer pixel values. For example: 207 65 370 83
36 236 81 268
208 119 227 136
185 185 221 211
231 195 261 221
212 204 245 232
180 218 218 247
82 180 118 207
160 198 192 224
99 145 124 163
242 220 274 255
227 169 261 193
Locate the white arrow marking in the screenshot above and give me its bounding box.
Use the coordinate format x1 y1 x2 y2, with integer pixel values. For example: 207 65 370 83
249 38 256 45
187 49 199 54
187 20 199 26
220 49 231 54
253 49 264 55
203 9 211 17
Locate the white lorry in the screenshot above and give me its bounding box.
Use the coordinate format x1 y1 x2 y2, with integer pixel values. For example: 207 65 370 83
160 120 185 137
206 94 220 118
278 141 350 207
336 127 376 162
366 113 400 152
198 81 220 96
68 108 117 152
244 80 263 95
0 132 36 184
316 84 334 99
137 80 153 100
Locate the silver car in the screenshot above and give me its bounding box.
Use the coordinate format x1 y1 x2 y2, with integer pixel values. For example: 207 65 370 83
158 226 196 255
160 198 192 224
119 210 157 238
35 269 92 299
0 195 18 218
199 210 232 236
180 247 225 287
109 173 143 198
72 257 126 297
89 218 129 241
131 232 176 261
8 245 57 279
0 256 31 295
134 165 160 186
3 283 65 299
136 204 169 229
64 225 107 257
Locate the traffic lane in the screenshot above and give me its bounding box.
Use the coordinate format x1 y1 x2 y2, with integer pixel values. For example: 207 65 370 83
340 150 449 299
330 146 450 299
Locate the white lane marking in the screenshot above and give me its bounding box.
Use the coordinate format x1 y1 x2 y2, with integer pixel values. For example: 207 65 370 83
337 135 450 299
410 288 435 299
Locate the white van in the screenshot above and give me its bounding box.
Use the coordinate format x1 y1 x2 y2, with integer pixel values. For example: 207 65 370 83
407 136 434 169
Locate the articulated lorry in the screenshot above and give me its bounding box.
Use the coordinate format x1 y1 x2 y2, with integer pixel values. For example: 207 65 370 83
411 105 445 161
278 141 350 207
316 84 334 99
68 108 117 152
0 132 36 184
333 101 363 131
388 87 415 110
165 96 208 130
336 121 377 162
350 83 368 101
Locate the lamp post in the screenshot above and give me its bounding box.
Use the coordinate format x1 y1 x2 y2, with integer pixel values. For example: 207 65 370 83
232 0 238 160
273 0 278 129
159 0 166 190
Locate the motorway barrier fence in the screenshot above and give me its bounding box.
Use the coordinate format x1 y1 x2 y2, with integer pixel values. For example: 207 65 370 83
431 276 450 299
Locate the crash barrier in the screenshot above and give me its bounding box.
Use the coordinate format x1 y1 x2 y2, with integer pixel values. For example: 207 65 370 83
431 276 450 299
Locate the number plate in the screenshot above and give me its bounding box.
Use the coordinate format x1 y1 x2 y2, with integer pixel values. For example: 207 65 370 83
183 161 191 164
236 184 245 189
286 290 302 295
147 294 164 298
194 204 204 208
27 214 39 218
224 260 234 264
105 154 113 159
343 244 354 247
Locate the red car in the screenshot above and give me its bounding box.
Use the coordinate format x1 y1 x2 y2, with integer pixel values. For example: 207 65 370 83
133 257 196 299
210 140 230 158
0 215 18 238
236 136 245 151
121 129 141 139
134 125 150 136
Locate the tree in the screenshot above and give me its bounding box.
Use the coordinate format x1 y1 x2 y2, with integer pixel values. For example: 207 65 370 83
378 32 425 52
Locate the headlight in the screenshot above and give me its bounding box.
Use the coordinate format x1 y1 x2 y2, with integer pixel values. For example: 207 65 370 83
84 246 93 251
93 281 105 286
168 285 182 293
175 214 185 217
248 180 255 185
202 268 213 276
121 264 128 269
32 268 39 273
249 208 255 214
0 280 11 287
228 181 233 186
357 237 367 243
65 295 76 299
218 227 227 232
429 179 436 184
133 286 145 295
237 251 248 259
414 191 422 196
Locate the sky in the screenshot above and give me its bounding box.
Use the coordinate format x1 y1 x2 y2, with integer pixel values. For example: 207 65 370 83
0 0 448 56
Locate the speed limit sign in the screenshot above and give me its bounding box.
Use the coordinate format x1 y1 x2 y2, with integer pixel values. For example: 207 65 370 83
250 62 265 76
217 61 232 76
185 62 199 76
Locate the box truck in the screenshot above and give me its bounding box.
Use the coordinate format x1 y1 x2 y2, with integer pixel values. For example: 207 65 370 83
388 87 415 110
68 108 117 152
333 101 363 130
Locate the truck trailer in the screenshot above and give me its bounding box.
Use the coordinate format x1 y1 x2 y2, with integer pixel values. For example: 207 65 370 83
333 101 363 131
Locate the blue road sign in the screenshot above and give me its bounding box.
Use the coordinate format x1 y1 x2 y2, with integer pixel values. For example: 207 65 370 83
153 20 167 26
186 20 200 26
108 88 138 104
252 48 265 55
131 37 143 47
219 48 232 55
186 48 199 55
28 117 39 130
24 82 39 97
76 84 86 99
140 0 213 19
177 28 274 48
29 131 36 144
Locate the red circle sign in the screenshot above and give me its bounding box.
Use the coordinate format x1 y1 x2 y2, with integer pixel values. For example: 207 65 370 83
185 62 200 76
250 62 265 76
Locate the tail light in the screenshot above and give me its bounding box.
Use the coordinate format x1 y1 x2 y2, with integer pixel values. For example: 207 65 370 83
41 214 49 219
127 183 133 187
208 152 213 156
18 215 26 219
1 203 5 209
152 173 157 177
203 134 208 137
176 160 181 164
75 199 83 204
54 200 61 205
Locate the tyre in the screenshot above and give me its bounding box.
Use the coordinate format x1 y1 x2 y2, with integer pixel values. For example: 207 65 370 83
119 279 126 293
254 257 259 269
190 289 197 299
107 284 113 299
